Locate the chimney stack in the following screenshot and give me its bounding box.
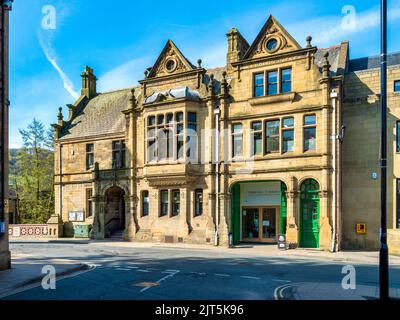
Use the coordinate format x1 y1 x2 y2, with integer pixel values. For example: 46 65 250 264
81 66 97 99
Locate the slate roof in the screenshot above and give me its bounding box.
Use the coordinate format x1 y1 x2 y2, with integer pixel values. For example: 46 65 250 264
314 45 343 75
348 51 400 72
60 88 133 140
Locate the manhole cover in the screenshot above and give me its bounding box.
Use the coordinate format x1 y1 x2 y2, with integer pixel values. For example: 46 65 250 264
133 282 159 288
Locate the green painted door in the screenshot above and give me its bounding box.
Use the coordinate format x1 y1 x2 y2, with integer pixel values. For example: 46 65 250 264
300 179 320 248
231 184 241 245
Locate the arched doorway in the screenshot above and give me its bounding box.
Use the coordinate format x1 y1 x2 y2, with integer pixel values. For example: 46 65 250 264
104 186 125 238
299 179 320 248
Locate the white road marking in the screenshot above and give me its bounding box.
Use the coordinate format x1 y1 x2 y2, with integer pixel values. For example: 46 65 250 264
215 273 231 277
240 276 261 280
273 279 291 283
137 269 151 273
140 270 180 293
116 268 131 271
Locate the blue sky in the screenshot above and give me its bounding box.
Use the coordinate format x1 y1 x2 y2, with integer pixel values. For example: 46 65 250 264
9 0 400 148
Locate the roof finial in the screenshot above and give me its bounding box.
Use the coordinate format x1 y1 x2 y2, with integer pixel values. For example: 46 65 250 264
208 74 214 97
322 52 331 77
197 59 202 69
144 69 149 79
306 35 312 48
130 88 137 108
57 107 64 126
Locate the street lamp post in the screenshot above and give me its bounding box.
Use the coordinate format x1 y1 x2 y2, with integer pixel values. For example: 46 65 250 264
379 0 389 300
0 0 12 238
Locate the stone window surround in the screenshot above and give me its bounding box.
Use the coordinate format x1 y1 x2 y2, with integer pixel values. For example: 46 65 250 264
145 110 198 164
252 65 292 98
233 115 316 158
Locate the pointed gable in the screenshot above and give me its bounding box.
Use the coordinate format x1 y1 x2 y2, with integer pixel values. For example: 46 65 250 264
147 39 196 78
243 15 301 60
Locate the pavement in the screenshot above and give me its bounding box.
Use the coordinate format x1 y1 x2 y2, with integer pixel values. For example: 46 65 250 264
2 239 400 300
0 252 90 299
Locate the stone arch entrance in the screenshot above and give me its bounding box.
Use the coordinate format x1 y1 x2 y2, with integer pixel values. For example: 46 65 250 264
104 186 126 238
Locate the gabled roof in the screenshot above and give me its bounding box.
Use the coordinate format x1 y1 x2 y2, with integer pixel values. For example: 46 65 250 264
147 39 196 78
243 15 302 60
60 88 134 140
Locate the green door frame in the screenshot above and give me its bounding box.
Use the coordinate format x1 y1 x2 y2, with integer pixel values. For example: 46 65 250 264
299 179 320 248
230 180 287 245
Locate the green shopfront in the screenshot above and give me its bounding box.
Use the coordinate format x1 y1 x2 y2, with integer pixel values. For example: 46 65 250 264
230 181 287 245
230 179 320 248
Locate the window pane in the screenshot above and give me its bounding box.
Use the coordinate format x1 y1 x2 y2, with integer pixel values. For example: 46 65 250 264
397 121 400 152
282 117 294 128
177 135 184 159
195 189 203 216
304 115 316 125
268 71 277 83
268 71 278 95
86 144 94 152
267 136 279 152
167 113 173 125
304 127 316 151
281 82 291 93
142 191 149 216
283 130 294 152
172 190 180 216
253 132 262 155
161 191 168 216
251 121 262 131
157 115 164 125
176 112 183 122
233 135 243 156
254 73 264 97
148 116 156 126
266 120 279 135
281 68 291 82
395 80 400 92
233 124 243 133
188 112 197 123
266 120 280 153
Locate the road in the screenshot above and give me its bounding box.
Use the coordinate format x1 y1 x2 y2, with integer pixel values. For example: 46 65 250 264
3 241 400 300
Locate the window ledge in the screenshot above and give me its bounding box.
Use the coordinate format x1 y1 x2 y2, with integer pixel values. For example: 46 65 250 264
249 92 296 106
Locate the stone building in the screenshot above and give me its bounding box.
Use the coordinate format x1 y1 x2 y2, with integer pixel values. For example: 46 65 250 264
342 52 400 254
52 15 400 252
0 3 11 270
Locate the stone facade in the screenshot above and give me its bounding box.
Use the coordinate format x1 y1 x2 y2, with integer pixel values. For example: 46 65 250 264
52 15 400 252
342 55 400 253
0 5 11 270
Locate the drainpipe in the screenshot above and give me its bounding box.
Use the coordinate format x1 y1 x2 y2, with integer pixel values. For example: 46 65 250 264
214 107 220 246
59 143 62 218
330 90 338 252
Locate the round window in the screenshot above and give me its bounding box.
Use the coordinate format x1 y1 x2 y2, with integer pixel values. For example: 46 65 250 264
266 38 278 52
166 59 176 72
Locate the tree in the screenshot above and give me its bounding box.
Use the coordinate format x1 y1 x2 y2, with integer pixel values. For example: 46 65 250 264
10 119 54 224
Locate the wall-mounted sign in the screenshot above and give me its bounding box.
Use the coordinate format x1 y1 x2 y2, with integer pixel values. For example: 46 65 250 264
69 211 85 222
356 223 366 234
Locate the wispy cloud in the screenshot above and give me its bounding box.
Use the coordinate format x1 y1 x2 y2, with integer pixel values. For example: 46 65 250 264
36 1 80 100
98 56 155 92
289 0 400 46
37 31 80 100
